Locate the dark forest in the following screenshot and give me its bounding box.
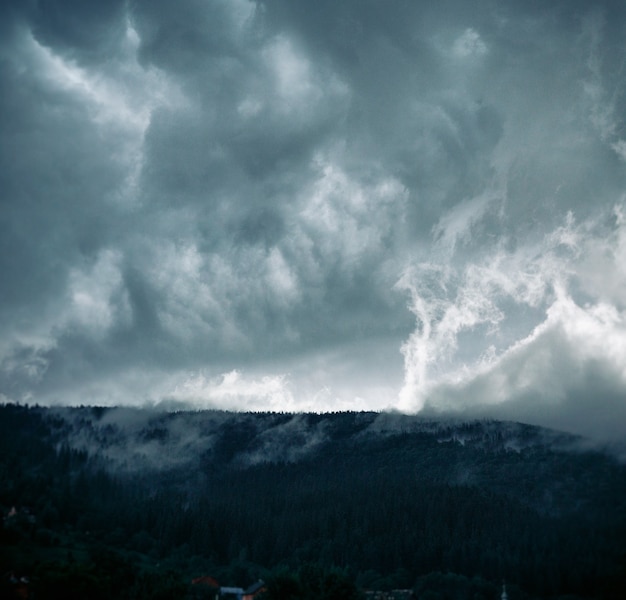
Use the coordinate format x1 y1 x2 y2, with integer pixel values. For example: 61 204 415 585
1 404 625 599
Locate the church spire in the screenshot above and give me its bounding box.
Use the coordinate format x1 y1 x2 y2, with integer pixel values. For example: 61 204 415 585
501 582 508 600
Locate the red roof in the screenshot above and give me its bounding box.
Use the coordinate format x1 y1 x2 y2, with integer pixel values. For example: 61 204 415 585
192 576 220 588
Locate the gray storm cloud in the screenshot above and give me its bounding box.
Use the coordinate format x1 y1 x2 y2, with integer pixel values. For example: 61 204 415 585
1 0 626 444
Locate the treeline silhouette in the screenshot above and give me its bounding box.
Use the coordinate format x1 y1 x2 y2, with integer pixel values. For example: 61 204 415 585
1 404 625 599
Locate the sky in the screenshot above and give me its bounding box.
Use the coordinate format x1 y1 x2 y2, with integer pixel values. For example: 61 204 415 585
1 0 626 444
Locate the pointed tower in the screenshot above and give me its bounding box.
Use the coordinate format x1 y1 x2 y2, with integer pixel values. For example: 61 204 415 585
501 582 508 600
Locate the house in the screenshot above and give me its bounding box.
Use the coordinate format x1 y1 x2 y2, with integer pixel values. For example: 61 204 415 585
220 586 245 599
6 572 31 599
192 576 220 588
243 580 266 600
364 590 413 600
191 576 220 600
191 577 265 600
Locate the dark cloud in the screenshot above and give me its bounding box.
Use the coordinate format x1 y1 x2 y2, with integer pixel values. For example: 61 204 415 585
1 0 626 443
30 0 127 60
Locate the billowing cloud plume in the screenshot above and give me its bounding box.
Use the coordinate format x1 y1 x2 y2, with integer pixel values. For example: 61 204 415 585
1 0 626 444
398 206 626 442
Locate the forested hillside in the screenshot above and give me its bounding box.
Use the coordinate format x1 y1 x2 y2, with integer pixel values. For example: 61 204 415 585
1 404 625 599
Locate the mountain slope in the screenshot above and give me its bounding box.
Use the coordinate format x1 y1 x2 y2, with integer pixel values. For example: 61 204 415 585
1 404 625 599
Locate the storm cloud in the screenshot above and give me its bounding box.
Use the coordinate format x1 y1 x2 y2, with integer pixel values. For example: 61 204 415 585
1 0 626 443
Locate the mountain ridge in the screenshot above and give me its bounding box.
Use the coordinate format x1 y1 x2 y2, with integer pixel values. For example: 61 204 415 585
1 404 625 599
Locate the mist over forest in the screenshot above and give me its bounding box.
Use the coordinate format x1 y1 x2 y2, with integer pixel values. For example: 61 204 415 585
2 404 625 599
3 2 626 598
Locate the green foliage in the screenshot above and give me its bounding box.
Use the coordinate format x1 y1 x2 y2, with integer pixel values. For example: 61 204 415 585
1 404 625 600
0 542 189 600
413 573 500 600
264 565 361 600
265 570 303 600
33 560 109 600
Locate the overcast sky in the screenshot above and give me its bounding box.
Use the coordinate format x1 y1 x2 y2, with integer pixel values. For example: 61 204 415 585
2 0 626 443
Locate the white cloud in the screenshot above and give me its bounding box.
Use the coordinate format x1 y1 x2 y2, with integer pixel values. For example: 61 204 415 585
262 34 349 120
432 188 503 257
581 12 626 162
298 157 408 270
266 247 300 305
0 249 128 395
3 0 626 441
169 369 296 411
265 35 316 108
20 22 186 209
399 205 626 442
611 139 626 162
452 28 487 59
66 249 130 336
